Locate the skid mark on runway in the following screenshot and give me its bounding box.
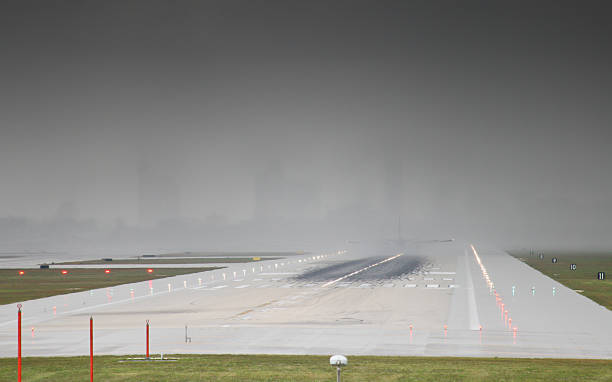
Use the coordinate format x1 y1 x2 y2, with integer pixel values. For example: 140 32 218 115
320 253 404 287
233 300 277 319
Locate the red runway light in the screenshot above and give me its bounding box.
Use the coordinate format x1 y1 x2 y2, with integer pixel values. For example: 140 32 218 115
147 268 154 273
104 269 111 274
61 270 68 275
18 270 25 276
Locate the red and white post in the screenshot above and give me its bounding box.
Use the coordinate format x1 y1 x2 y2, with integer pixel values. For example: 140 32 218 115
146 320 150 359
17 304 22 382
89 316 93 382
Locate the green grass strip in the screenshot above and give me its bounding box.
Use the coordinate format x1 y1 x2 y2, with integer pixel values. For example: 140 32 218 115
510 251 612 310
0 354 610 381
0 267 220 306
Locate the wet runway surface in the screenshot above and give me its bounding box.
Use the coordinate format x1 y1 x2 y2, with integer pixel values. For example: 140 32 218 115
294 255 425 282
0 244 610 359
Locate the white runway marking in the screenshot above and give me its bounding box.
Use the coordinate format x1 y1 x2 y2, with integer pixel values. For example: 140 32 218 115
235 285 249 289
321 253 404 288
428 271 456 275
404 284 417 288
465 246 482 330
426 284 440 288
212 285 228 290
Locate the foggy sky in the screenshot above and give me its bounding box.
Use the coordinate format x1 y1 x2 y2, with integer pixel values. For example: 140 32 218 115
1 1 612 250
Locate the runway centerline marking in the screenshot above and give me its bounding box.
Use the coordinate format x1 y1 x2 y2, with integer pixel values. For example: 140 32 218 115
320 253 403 288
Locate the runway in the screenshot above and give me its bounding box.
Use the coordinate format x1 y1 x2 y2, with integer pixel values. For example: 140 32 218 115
0 243 611 359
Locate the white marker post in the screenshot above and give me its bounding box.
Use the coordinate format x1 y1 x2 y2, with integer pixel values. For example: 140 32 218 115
330 355 347 382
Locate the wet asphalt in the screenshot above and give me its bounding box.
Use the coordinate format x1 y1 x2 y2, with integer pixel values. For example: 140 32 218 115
294 254 424 282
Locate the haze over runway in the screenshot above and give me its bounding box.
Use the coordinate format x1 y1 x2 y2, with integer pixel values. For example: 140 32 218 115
2 2 612 370
1 243 610 359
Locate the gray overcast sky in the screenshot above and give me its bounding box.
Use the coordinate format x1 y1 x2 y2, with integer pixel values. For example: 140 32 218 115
1 1 611 247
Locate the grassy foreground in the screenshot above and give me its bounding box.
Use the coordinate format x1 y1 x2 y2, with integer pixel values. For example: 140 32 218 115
58 257 276 265
0 354 611 381
0 267 220 306
510 251 612 310
161 251 303 258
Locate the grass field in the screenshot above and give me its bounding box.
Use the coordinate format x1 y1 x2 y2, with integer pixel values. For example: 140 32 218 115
0 267 220 306
160 251 303 258
0 354 610 381
510 251 612 310
57 257 277 265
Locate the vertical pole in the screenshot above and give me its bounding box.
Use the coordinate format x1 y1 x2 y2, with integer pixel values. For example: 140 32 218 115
17 304 22 382
337 366 341 382
146 320 150 359
89 316 93 382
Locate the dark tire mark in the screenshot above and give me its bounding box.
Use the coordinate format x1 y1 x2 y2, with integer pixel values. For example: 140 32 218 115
295 255 424 282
